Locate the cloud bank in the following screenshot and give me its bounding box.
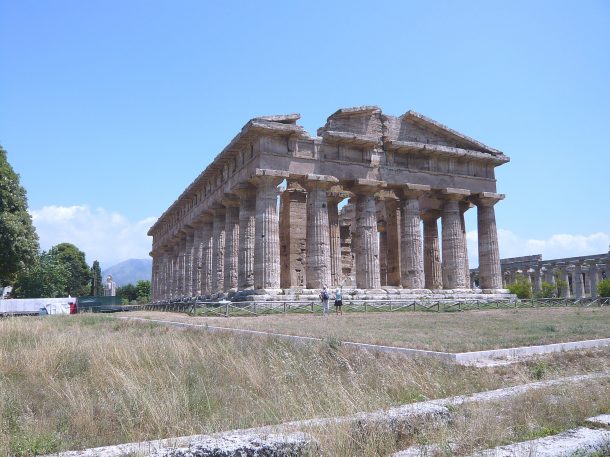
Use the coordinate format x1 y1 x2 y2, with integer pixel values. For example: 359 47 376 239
467 229 609 268
30 205 156 269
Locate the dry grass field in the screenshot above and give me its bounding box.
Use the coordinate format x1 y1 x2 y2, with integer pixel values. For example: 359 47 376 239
129 306 610 352
0 313 608 456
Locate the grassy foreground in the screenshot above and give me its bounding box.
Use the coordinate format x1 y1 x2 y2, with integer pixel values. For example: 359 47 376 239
0 314 609 456
130 307 610 352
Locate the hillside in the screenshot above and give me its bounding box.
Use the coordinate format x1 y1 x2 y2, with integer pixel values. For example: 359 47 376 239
102 258 152 286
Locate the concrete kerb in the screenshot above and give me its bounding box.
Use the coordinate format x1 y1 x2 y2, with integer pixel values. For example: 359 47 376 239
45 371 610 457
117 316 610 366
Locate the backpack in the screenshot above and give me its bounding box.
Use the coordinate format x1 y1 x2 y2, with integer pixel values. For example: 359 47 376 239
321 290 329 300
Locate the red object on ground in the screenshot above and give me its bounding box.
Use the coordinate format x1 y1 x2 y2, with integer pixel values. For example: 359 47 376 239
69 302 77 314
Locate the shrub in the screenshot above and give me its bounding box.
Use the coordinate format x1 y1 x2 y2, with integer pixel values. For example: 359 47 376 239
507 275 532 299
555 278 568 297
597 279 610 298
536 281 556 298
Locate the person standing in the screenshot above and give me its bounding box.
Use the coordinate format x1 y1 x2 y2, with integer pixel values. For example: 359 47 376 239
334 287 343 315
319 285 330 316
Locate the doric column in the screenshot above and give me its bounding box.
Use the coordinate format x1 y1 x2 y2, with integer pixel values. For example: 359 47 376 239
398 184 429 289
199 214 214 295
531 267 542 294
252 172 284 290
441 189 471 289
573 263 584 299
234 184 256 290
222 195 240 292
589 263 599 298
460 202 473 288
150 252 159 301
183 229 194 297
384 197 401 287
279 181 307 289
353 179 384 289
328 191 349 288
211 205 226 293
379 221 388 287
191 223 203 296
473 192 504 290
303 175 337 290
170 244 178 298
559 265 571 298
422 210 442 290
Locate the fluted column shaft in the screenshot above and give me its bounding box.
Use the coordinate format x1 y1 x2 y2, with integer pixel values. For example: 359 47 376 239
560 267 571 298
385 199 401 287
573 263 584 298
253 176 282 290
532 268 542 293
460 203 472 288
327 195 343 288
223 199 240 291
236 185 256 290
422 211 442 290
184 231 194 297
589 265 599 298
200 217 214 295
379 227 388 286
474 193 504 290
400 190 426 289
212 207 226 293
170 246 178 298
442 197 468 289
305 181 333 289
354 190 380 289
191 227 203 296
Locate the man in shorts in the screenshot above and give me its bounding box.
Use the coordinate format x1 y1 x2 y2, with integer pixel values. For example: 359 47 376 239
319 286 330 316
334 287 343 315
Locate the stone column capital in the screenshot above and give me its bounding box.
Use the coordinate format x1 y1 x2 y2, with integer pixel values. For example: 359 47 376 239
351 178 387 195
440 188 471 202
421 209 442 222
250 168 289 188
232 183 257 198
395 183 431 200
299 173 339 191
327 190 351 205
473 192 505 207
221 193 240 208
211 204 226 216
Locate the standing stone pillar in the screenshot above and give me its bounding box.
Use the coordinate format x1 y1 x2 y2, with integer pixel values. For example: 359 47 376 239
531 267 542 294
252 173 284 291
559 266 571 298
379 221 388 287
279 181 307 289
327 191 349 287
353 180 384 289
422 210 442 290
573 263 584 299
150 253 159 301
385 197 401 287
169 244 178 298
211 206 226 293
234 184 256 290
191 223 203 296
222 195 240 292
441 189 471 289
589 263 599 298
303 175 337 290
460 202 473 288
183 229 194 297
199 214 214 295
159 249 168 300
473 192 504 290
397 184 429 289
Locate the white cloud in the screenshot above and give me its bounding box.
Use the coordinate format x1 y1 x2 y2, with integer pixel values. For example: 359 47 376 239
30 205 156 269
467 229 609 267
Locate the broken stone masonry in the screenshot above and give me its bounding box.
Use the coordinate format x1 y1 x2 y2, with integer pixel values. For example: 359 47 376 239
148 106 512 302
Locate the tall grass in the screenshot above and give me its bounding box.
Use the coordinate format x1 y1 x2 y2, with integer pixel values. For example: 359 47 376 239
0 315 609 456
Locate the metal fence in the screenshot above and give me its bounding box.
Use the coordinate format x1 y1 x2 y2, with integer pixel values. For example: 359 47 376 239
139 296 609 317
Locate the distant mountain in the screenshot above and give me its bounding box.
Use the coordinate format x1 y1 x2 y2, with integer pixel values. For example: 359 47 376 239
102 259 152 287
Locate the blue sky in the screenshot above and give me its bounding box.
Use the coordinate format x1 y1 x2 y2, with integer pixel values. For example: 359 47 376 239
1 0 609 269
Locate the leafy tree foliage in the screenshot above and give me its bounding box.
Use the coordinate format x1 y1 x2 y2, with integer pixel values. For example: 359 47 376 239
91 260 103 296
555 278 569 297
49 243 91 296
0 146 39 285
507 274 533 299
598 279 610 298
117 284 137 302
13 251 69 298
135 280 151 304
536 281 557 298
117 280 151 304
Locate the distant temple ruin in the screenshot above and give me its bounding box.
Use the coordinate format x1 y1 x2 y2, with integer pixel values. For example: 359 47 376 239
148 107 511 301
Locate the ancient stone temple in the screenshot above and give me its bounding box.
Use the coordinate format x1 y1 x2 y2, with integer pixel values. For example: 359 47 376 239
148 106 510 301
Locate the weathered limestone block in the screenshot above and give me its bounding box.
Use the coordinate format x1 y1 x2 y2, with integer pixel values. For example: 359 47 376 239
474 192 504 290
234 184 256 290
303 175 337 289
222 195 240 292
212 206 226 293
441 189 470 289
398 184 429 289
422 210 442 290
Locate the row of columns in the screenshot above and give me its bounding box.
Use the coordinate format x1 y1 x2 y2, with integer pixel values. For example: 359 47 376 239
152 175 505 301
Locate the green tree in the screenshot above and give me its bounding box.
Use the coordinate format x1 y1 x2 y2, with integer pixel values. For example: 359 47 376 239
0 146 39 285
91 260 103 296
49 243 91 296
598 279 610 298
135 280 151 304
13 251 69 298
507 274 533 299
536 281 556 298
117 283 137 302
555 278 569 297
